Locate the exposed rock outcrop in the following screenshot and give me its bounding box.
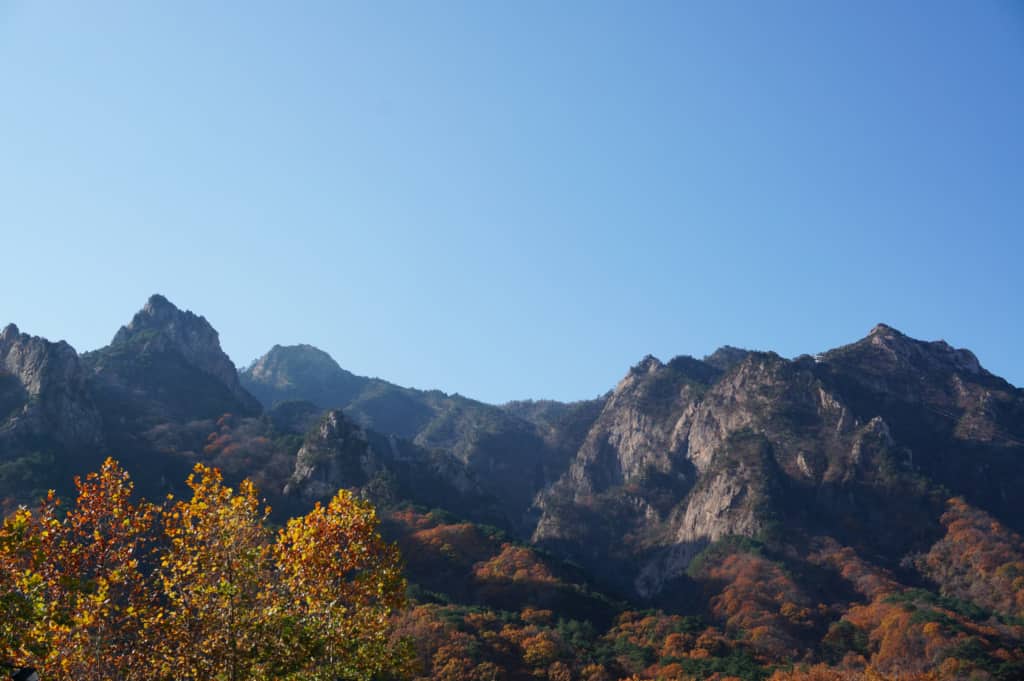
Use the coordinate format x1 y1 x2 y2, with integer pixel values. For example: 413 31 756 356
285 409 496 522
286 409 381 501
109 294 260 413
83 294 261 423
535 324 1024 599
559 355 719 499
0 323 103 453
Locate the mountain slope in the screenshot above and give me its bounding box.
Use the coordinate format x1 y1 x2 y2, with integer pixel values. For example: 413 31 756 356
0 323 104 455
534 327 1024 601
0 323 105 506
241 343 594 526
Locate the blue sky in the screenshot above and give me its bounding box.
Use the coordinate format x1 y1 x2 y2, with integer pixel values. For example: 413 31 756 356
2 1 1022 402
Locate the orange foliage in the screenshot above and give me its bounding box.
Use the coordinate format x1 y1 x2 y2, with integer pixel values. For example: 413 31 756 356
607 611 700 654
699 551 820 660
0 459 410 681
523 608 556 625
768 665 936 680
475 544 560 585
393 604 580 681
835 585 1024 679
0 460 156 680
399 516 497 573
920 497 1024 618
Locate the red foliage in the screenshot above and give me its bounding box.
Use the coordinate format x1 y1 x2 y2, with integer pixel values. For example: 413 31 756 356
199 414 293 490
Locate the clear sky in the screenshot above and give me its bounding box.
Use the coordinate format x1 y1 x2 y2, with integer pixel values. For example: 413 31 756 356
2 1 1022 403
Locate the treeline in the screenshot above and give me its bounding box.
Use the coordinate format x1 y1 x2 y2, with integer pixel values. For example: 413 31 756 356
0 459 409 681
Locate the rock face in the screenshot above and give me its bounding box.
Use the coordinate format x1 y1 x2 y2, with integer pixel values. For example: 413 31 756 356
818 324 1024 522
533 329 1024 598
0 323 103 455
563 355 716 496
84 294 261 423
109 294 259 414
286 409 383 502
702 345 751 372
285 409 497 522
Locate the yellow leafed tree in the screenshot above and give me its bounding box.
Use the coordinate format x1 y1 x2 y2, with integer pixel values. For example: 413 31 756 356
0 459 156 680
0 459 411 681
149 463 276 681
273 488 409 681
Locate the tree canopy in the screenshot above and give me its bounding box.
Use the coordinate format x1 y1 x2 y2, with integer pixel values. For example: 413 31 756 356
0 458 409 681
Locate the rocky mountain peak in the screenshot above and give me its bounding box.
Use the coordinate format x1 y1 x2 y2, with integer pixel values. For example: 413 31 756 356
241 343 363 410
702 345 751 372
142 293 177 317
316 408 362 441
1 328 78 396
113 294 218 348
96 295 260 417
0 324 103 452
284 409 371 503
868 322 900 337
630 354 664 375
246 344 345 384
839 322 986 378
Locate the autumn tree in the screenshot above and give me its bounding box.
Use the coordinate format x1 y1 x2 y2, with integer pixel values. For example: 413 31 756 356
0 460 157 680
273 488 409 681
46 460 156 680
12 459 412 681
148 463 276 681
0 506 46 666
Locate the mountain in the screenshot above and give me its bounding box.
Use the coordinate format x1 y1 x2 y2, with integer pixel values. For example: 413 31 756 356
0 323 104 455
241 343 591 526
84 293 261 424
283 408 498 522
3 297 1023 679
242 343 366 409
0 323 104 505
240 324 1024 610
534 327 1024 600
0 296 545 526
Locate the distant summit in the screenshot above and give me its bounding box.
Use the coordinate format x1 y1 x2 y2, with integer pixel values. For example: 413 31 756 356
84 294 261 422
241 344 364 408
111 293 245 391
826 321 989 380
702 345 751 372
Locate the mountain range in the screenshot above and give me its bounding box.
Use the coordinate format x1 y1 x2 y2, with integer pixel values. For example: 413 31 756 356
3 294 1023 680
